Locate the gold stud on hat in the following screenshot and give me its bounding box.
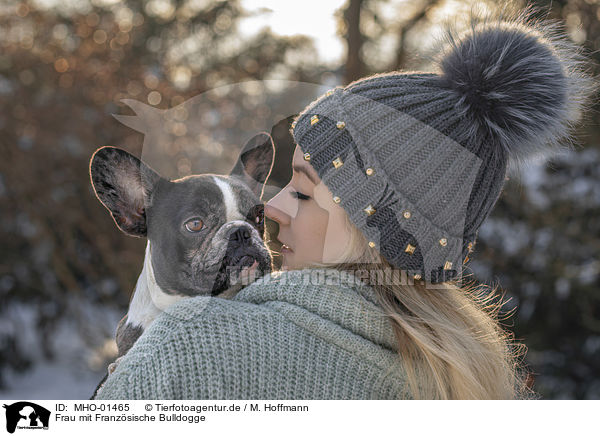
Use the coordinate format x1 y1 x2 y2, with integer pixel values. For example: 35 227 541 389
332 157 343 169
333 196 341 204
363 205 376 216
291 120 297 129
413 274 422 281
366 168 374 176
303 152 310 161
368 241 376 248
310 115 319 125
326 89 334 96
439 238 447 247
444 261 453 270
336 121 346 130
403 210 411 219
405 244 415 255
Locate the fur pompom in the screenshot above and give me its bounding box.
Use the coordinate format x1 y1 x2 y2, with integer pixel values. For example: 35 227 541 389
436 4 597 170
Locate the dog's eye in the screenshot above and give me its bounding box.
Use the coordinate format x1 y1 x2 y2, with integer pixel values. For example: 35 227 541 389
249 205 264 227
255 207 264 226
184 218 204 232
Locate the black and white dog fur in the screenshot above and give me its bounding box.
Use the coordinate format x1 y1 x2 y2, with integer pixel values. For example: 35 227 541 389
88 133 275 398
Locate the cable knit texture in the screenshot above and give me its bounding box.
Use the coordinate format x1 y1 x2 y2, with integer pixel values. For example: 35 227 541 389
94 268 408 399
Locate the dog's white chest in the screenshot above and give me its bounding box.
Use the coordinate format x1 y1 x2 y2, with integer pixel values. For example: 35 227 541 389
127 241 183 329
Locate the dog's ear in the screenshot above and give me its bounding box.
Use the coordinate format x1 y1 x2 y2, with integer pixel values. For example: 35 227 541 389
229 132 275 199
89 146 162 237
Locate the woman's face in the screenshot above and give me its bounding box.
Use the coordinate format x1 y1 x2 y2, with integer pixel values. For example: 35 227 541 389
265 145 353 270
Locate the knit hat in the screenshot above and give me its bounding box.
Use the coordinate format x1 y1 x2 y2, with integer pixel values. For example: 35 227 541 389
291 7 596 284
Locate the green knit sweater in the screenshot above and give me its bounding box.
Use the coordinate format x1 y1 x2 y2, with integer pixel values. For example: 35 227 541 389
94 268 409 399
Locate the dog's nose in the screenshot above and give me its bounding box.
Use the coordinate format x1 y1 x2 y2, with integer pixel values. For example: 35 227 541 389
230 227 251 244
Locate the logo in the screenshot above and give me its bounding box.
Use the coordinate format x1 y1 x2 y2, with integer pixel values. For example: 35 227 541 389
3 402 50 434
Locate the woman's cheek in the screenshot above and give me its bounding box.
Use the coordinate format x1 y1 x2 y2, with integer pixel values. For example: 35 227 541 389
303 202 331 263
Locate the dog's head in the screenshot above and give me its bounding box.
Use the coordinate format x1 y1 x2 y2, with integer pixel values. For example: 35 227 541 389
89 133 275 296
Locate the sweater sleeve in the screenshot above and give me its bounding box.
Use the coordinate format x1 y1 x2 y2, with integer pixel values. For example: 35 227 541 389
94 296 281 399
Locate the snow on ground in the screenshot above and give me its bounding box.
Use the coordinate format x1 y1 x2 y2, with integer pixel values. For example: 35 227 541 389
0 361 107 400
0 299 122 400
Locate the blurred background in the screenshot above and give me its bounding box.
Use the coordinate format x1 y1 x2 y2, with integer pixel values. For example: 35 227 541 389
0 0 598 399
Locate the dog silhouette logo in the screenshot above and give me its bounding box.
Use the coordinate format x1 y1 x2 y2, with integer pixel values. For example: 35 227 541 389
3 402 50 433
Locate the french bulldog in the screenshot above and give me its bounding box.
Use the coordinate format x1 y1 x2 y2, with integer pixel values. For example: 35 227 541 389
88 132 275 398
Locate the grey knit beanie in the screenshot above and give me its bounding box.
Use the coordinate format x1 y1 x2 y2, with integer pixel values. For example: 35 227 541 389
291 7 596 284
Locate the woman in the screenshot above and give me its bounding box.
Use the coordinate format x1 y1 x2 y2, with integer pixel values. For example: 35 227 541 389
94 8 595 400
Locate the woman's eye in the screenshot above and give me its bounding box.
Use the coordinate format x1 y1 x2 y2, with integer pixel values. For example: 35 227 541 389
184 218 204 232
291 191 310 200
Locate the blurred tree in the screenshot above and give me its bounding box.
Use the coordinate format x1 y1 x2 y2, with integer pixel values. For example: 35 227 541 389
337 0 442 84
343 0 367 83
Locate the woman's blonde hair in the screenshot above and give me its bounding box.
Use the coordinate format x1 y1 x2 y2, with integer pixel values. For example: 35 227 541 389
310 213 534 400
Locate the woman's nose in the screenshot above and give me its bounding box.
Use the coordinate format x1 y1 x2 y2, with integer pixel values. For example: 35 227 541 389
265 189 295 226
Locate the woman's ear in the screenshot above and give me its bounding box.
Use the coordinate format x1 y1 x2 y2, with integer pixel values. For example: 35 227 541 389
89 146 162 237
229 132 275 198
